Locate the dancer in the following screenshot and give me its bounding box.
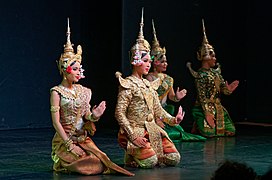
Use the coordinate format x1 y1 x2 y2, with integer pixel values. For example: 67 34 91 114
187 19 239 137
50 18 134 176
146 20 206 142
115 8 184 168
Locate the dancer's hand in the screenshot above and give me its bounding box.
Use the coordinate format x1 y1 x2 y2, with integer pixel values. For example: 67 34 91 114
70 144 86 157
206 114 215 128
174 106 185 124
133 137 148 148
175 87 187 100
92 101 106 119
226 80 239 92
156 117 165 129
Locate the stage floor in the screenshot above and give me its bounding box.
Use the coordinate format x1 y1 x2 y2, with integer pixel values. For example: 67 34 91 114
1 124 271 180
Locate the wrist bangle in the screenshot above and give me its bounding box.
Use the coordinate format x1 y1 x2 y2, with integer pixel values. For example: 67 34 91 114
91 114 99 120
67 144 75 152
166 117 176 126
64 138 73 151
174 96 180 102
87 113 99 122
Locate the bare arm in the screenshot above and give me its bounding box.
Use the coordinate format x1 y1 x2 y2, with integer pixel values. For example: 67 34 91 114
168 87 177 101
51 90 86 156
50 90 69 141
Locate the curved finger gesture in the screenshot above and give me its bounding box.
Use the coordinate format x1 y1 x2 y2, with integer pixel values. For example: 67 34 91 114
174 106 185 124
226 80 239 92
175 87 187 100
92 101 106 119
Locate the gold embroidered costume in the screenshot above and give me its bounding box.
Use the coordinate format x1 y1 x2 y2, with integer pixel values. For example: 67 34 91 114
50 18 134 176
115 73 181 168
147 20 206 142
187 19 236 137
114 9 180 168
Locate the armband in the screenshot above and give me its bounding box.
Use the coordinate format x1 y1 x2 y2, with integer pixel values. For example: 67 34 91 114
50 106 60 113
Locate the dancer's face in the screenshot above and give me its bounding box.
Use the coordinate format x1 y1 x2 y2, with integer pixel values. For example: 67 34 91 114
65 61 81 83
135 53 152 75
154 55 168 72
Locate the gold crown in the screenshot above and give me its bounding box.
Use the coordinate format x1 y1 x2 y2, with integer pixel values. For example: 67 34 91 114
151 19 166 60
130 8 151 64
197 19 214 61
57 18 82 75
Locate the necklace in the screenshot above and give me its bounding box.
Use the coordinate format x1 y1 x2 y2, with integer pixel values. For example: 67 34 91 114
59 84 78 99
59 84 82 108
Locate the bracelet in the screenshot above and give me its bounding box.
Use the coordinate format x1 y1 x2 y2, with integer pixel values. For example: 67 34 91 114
64 138 73 151
67 144 75 152
165 117 176 126
91 113 99 120
173 96 180 102
87 113 99 122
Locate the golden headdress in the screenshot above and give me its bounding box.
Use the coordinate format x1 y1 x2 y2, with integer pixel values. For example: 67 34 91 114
197 19 215 61
57 18 82 75
151 19 166 61
130 8 151 65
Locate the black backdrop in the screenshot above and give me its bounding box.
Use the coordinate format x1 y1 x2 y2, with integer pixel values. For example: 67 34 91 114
0 0 271 131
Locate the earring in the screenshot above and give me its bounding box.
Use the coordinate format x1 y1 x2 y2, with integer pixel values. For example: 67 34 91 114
64 76 67 80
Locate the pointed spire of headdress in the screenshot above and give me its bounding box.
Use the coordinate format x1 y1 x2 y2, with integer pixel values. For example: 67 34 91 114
130 7 151 65
58 18 82 75
202 19 209 46
197 18 214 61
151 19 166 58
64 17 74 53
151 19 160 50
137 7 145 44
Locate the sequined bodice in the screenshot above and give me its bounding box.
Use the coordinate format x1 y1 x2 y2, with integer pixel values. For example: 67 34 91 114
51 84 91 129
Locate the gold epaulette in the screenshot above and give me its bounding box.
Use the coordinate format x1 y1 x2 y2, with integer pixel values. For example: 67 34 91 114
214 63 221 74
186 62 199 78
115 71 131 89
50 85 76 100
149 77 161 90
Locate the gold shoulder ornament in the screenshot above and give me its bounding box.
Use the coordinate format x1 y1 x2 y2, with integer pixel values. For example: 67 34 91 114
115 71 131 89
149 77 161 90
214 63 221 74
186 62 199 78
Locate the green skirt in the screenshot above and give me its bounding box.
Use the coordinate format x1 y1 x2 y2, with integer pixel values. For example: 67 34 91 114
191 105 236 137
163 104 206 143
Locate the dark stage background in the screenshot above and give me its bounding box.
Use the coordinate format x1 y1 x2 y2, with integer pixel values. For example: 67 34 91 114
0 0 271 131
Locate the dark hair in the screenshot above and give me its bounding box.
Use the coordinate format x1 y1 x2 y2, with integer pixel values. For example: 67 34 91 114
153 54 164 61
141 52 147 58
69 61 76 66
61 60 76 69
211 160 257 180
